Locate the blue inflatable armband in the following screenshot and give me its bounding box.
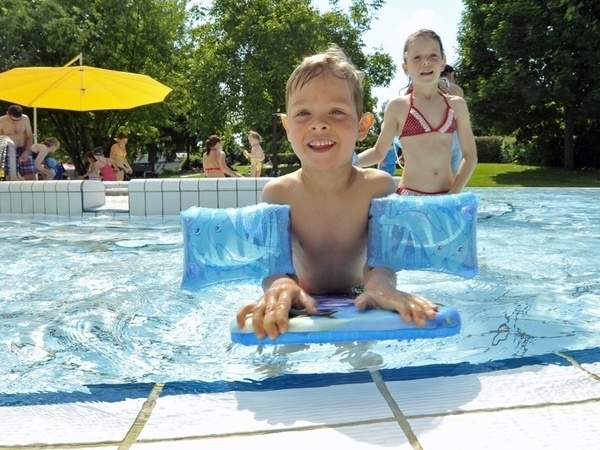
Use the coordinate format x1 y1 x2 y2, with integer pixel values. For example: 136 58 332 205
180 203 295 291
368 192 478 278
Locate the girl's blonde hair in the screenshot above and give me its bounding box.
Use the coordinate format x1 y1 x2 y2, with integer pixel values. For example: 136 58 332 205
42 137 60 149
248 131 262 142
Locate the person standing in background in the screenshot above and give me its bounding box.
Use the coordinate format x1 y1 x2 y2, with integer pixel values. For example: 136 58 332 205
378 136 402 176
243 131 265 177
356 29 476 195
202 135 242 178
0 105 34 180
440 64 465 175
109 132 133 181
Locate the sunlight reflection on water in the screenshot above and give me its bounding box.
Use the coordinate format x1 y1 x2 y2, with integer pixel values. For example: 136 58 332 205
1 188 599 394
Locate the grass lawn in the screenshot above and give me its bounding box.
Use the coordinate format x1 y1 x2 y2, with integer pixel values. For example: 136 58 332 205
172 163 600 188
465 164 600 188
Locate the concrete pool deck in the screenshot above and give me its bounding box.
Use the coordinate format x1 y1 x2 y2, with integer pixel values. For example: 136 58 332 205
1 348 600 449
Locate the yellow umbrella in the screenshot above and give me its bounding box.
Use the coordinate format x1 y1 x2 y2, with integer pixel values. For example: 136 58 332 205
0 56 172 111
0 54 172 141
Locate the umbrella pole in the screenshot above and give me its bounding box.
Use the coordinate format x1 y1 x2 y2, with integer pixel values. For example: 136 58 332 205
33 108 38 144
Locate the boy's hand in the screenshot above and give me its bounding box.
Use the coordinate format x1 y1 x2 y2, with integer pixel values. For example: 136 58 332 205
355 268 438 326
236 278 318 340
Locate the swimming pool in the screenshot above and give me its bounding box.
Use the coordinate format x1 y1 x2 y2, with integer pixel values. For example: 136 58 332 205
1 188 599 396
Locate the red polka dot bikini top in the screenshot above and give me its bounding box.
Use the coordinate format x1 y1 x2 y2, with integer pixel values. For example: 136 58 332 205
400 91 457 137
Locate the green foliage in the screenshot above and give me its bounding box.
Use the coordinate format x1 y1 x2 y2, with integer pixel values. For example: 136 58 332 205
0 0 187 173
474 136 503 163
0 0 396 173
186 0 395 169
458 0 600 169
467 164 600 188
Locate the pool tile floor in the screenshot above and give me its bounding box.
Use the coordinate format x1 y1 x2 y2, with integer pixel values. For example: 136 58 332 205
1 351 599 450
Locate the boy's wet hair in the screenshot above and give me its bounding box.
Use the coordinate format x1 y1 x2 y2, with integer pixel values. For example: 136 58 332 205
403 29 446 61
285 44 364 117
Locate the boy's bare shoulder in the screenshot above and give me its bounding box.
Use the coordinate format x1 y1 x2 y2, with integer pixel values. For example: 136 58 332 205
262 172 301 203
355 167 397 196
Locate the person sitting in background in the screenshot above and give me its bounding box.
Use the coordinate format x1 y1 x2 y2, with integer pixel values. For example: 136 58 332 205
92 147 118 181
45 158 65 180
30 137 61 180
81 151 102 180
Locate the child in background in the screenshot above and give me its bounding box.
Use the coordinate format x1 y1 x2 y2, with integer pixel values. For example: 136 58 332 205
356 29 477 195
82 151 101 180
92 147 117 181
243 131 265 177
236 44 437 340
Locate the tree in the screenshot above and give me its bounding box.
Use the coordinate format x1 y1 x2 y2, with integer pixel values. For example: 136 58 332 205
0 0 188 172
457 0 600 169
186 0 395 169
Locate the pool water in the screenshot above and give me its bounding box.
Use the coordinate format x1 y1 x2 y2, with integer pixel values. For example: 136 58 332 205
1 188 599 395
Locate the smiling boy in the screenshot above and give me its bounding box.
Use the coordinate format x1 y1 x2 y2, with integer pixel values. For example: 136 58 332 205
236 45 438 340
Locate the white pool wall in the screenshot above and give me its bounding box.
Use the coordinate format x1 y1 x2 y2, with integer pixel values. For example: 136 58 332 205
0 178 272 216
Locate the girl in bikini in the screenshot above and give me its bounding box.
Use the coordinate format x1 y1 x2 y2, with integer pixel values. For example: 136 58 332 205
201 135 242 178
356 29 477 195
109 132 133 181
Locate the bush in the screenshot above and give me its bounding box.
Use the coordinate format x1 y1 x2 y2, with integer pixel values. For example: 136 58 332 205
499 136 527 164
474 136 503 163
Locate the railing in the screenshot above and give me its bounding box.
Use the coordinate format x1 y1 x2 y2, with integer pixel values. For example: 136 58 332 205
0 136 17 180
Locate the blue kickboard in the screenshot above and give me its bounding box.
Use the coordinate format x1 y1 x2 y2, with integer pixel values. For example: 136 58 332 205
230 295 461 346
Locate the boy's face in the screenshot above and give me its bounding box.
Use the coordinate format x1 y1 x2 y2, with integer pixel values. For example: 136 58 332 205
282 73 372 171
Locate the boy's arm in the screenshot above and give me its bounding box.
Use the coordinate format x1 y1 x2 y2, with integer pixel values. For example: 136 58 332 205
355 266 437 326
